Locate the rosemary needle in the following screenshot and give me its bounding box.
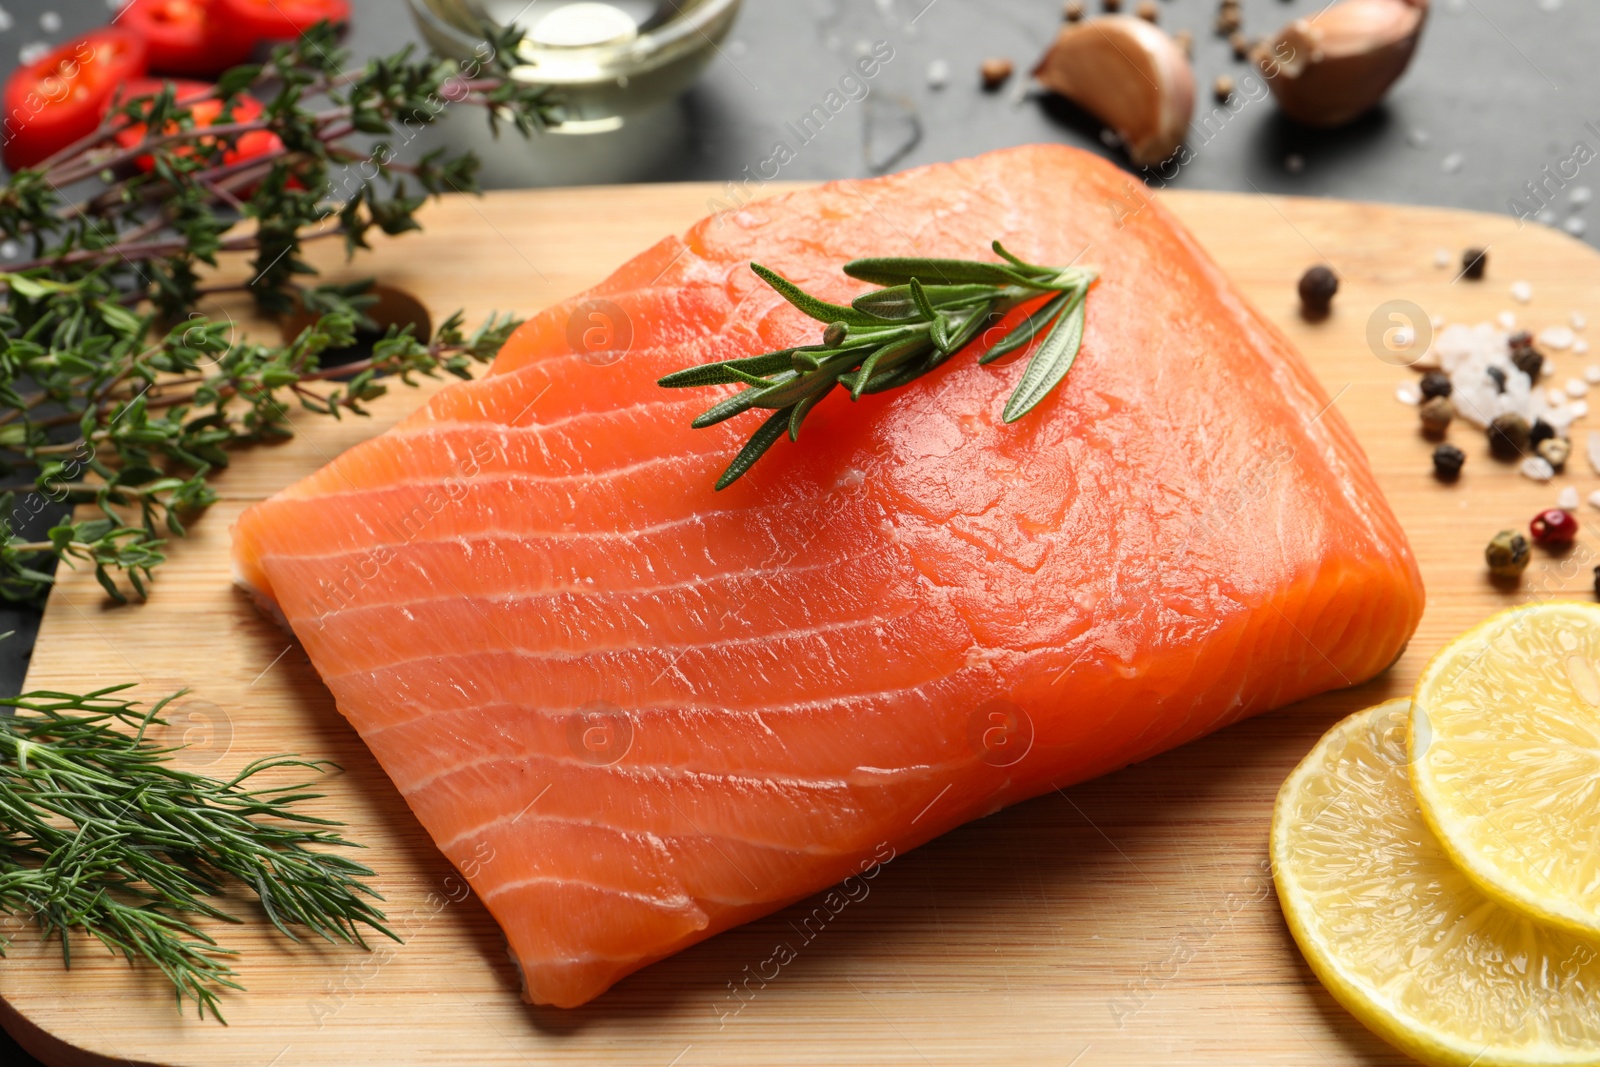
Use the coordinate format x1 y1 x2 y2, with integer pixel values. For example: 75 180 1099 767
658 241 1098 489
0 685 394 1021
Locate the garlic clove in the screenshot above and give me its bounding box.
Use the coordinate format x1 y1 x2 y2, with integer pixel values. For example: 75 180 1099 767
1255 0 1428 127
1032 16 1195 167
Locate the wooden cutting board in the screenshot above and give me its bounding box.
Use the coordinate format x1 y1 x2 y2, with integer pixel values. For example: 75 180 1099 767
3 182 1597 1067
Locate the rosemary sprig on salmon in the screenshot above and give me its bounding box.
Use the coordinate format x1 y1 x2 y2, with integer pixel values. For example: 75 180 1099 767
658 241 1098 489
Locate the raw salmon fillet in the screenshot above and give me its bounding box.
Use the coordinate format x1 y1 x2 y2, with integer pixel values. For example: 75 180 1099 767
232 144 1424 1008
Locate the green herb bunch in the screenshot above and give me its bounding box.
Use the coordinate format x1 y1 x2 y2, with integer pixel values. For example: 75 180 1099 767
0 22 557 603
659 242 1097 489
0 685 393 1020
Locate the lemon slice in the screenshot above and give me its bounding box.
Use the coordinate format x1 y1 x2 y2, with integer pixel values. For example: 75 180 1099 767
1273 700 1600 1067
1411 602 1600 939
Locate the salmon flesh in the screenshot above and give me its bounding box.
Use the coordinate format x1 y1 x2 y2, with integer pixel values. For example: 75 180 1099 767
232 145 1424 1007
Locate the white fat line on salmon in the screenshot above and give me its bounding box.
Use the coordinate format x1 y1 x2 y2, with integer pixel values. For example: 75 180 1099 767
713 840 898 1029
305 840 495 1027
703 41 896 221
1107 857 1274 1029
311 438 503 625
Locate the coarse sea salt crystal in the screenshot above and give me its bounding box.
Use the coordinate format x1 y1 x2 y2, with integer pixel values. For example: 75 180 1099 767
1522 456 1556 482
1578 339 1592 355
1589 430 1600 474
1499 311 1518 330
1541 326 1577 350
1574 311 1588 330
1559 485 1581 511
1431 314 1445 329
1587 365 1600 384
1396 384 1420 405
1512 281 1534 303
1548 387 1568 406
1575 400 1591 419
1568 378 1589 398
1434 249 1451 269
1589 489 1600 510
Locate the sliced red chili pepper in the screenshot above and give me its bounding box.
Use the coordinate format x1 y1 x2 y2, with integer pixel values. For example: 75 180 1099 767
112 77 279 174
215 0 351 41
2 29 149 170
120 0 254 78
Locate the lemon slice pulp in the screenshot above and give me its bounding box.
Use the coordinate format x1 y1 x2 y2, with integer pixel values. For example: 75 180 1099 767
1272 700 1600 1067
1411 602 1600 939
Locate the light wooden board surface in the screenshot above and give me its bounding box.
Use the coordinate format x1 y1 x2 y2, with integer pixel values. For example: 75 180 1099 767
3 182 1598 1067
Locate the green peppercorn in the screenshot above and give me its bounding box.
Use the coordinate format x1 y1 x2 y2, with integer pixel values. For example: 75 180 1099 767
1487 529 1531 579
1488 413 1531 459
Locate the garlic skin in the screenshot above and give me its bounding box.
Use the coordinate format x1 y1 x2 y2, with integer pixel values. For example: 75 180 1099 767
1032 16 1195 167
1256 0 1429 127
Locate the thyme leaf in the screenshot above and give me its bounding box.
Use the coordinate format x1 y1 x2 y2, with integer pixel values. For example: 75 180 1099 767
0 21 557 603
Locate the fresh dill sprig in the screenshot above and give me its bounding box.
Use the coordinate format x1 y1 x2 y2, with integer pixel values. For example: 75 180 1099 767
0 21 556 603
658 241 1097 489
0 685 394 1022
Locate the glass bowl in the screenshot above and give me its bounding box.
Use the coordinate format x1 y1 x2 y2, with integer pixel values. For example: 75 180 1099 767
408 0 743 134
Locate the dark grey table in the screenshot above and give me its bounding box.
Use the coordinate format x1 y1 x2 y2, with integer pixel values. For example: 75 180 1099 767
0 0 1593 1061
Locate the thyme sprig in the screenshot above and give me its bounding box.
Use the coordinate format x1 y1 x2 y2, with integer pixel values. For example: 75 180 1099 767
659 242 1097 489
0 685 393 1021
0 22 556 603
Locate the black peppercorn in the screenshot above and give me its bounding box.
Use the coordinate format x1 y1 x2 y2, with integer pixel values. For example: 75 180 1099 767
1298 265 1339 319
1508 330 1534 350
1529 419 1556 448
1593 564 1600 600
1486 366 1507 392
1511 344 1544 380
1432 443 1465 480
1488 413 1531 459
1419 370 1452 399
1462 247 1488 280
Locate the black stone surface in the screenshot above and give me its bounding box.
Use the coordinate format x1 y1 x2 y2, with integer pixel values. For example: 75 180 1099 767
0 0 1596 1060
